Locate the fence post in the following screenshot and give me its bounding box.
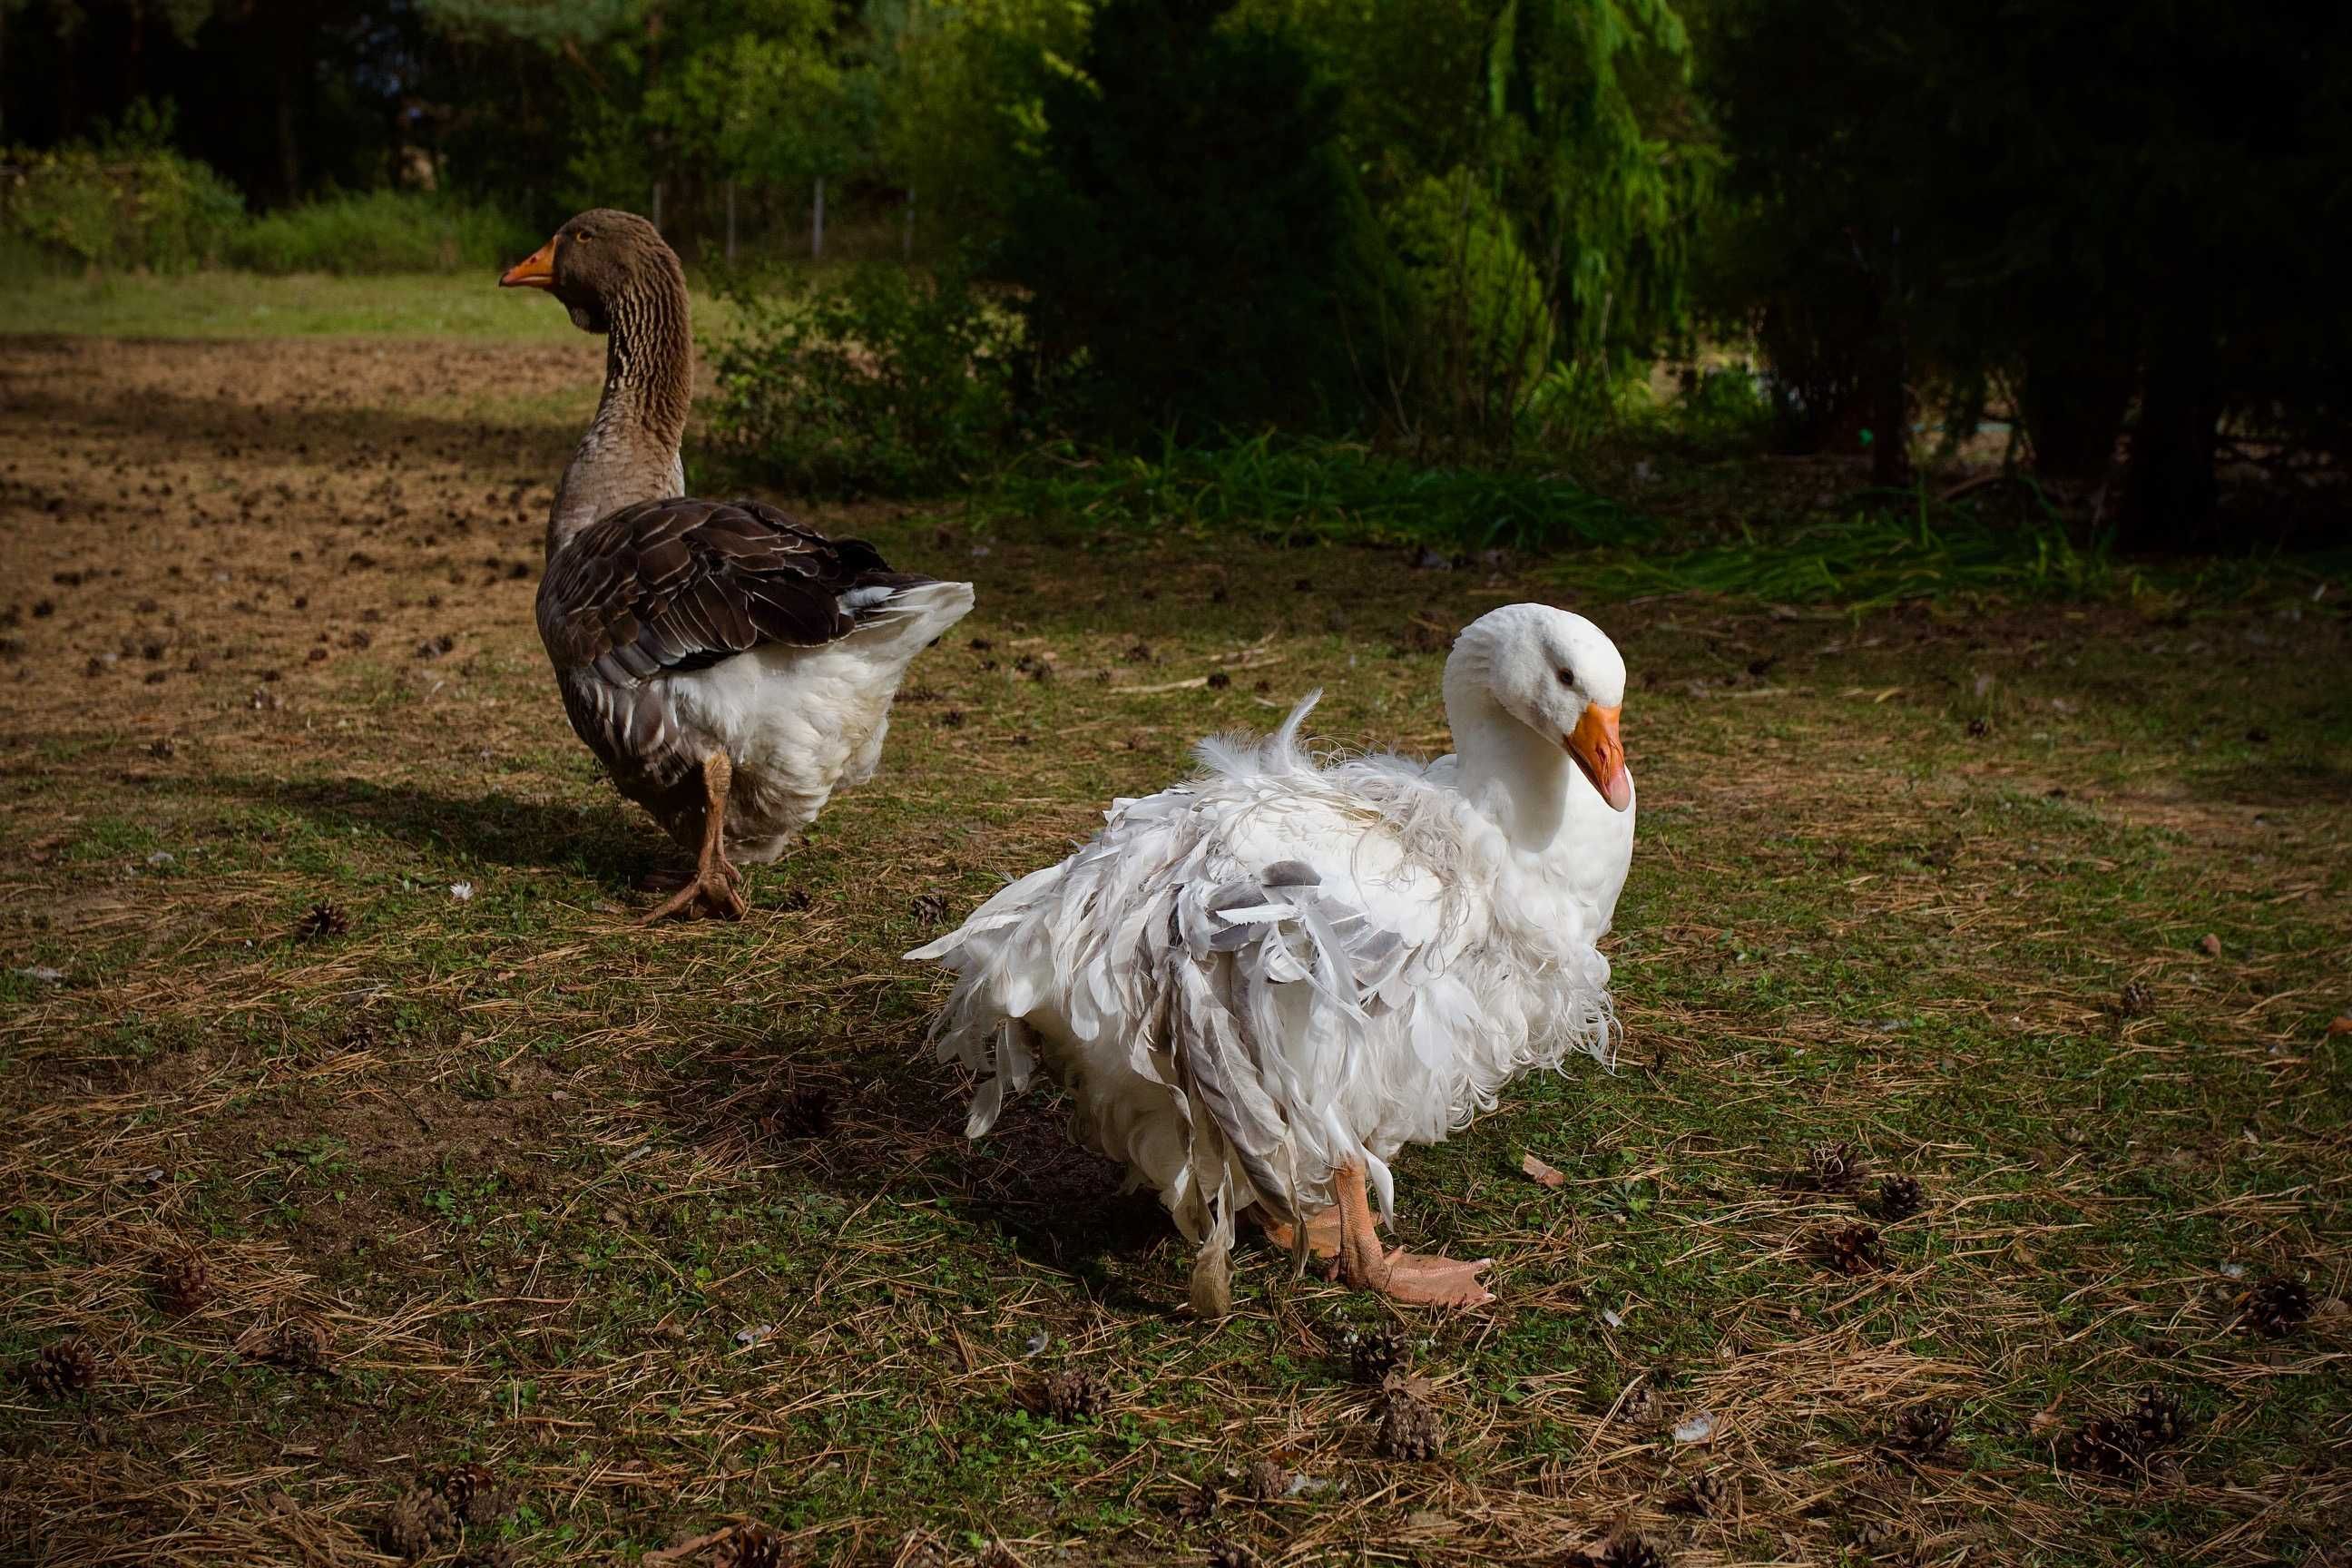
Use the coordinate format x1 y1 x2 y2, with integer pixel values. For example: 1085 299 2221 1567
811 176 826 260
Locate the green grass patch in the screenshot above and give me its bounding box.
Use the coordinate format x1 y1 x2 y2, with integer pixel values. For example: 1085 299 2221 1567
994 432 1646 553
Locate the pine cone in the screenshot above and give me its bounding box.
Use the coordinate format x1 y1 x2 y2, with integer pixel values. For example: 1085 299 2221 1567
2117 980 2155 1018
381 1488 456 1560
909 893 948 925
261 1316 330 1372
1375 1390 1443 1460
1819 1223 1884 1276
1347 1327 1406 1385
723 1524 784 1568
454 1546 516 1568
1873 1174 1924 1221
1600 1534 1671 1568
298 902 350 940
2240 1275 2313 1338
1808 1142 1865 1192
435 1461 503 1526
768 1086 835 1141
1172 1484 1219 1525
1208 1542 1260 1568
23 1338 98 1397
1683 1469 1729 1515
1886 1402 1953 1456
1242 1459 1289 1502
2132 1386 2190 1448
1044 1367 1109 1421
1852 1517 1898 1551
1616 1380 1658 1427
153 1250 210 1316
2062 1416 2142 1477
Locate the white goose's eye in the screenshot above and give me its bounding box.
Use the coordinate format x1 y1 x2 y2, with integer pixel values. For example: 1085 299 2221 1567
1556 667 1575 688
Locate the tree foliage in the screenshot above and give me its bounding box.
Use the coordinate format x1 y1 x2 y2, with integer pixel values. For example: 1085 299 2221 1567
1705 0 2352 540
1001 0 1399 438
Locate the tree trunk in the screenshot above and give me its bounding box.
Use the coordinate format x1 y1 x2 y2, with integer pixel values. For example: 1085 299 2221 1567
652 179 663 230
904 186 915 260
725 181 737 265
811 176 826 260
273 43 299 203
2020 355 2132 484
1868 230 1911 487
1868 327 1910 487
124 2 143 106
2124 299 2221 548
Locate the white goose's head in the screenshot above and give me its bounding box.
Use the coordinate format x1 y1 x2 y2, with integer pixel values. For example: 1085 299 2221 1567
1447 603 1632 811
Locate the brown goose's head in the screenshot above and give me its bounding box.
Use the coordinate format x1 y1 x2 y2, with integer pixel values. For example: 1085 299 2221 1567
499 209 680 336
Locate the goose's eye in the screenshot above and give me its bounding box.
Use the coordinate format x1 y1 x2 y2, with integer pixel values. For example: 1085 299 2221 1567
574 230 594 244
1556 668 1575 688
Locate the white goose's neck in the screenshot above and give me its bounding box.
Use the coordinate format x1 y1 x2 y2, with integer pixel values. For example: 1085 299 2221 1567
546 269 693 557
1443 664 1570 854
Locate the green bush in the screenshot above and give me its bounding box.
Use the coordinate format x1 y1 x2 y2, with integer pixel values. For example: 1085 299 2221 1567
1001 0 1401 440
709 260 1024 496
0 145 245 272
228 191 539 276
1381 170 1555 447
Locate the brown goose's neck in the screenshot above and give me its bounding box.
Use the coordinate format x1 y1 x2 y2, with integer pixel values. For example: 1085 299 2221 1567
547 260 693 557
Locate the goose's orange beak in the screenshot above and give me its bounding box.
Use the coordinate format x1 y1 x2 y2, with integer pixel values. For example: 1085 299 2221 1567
1565 702 1631 811
499 238 557 289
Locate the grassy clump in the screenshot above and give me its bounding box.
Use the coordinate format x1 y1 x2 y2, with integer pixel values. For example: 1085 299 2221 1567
1 144 534 279
994 433 1645 554
1589 495 2122 608
226 191 540 277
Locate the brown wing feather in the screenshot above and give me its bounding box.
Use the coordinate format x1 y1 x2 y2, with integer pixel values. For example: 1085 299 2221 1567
537 498 919 681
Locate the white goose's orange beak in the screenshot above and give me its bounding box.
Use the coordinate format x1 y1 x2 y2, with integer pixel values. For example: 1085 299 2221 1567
499 237 557 289
1565 702 1631 811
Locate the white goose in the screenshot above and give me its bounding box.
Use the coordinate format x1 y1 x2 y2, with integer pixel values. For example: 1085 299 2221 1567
908 603 1635 1312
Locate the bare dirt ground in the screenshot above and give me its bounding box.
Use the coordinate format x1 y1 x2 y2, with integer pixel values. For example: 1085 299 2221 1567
1 335 2347 1567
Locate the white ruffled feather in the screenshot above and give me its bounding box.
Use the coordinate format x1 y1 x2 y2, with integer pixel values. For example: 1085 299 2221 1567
907 674 1631 1251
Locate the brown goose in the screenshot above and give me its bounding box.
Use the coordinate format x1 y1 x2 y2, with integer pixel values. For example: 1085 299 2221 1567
501 210 974 920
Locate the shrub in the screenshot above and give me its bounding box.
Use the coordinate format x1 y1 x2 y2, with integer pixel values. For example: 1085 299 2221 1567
0 145 244 272
1000 0 1401 440
1379 170 1555 449
709 260 1024 496
227 191 538 276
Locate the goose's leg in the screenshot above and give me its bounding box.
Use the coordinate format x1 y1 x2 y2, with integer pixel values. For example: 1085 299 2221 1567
1255 1205 1352 1259
1333 1160 1494 1308
639 753 749 923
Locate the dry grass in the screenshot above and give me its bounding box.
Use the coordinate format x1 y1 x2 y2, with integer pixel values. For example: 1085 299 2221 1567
1 335 2347 1566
